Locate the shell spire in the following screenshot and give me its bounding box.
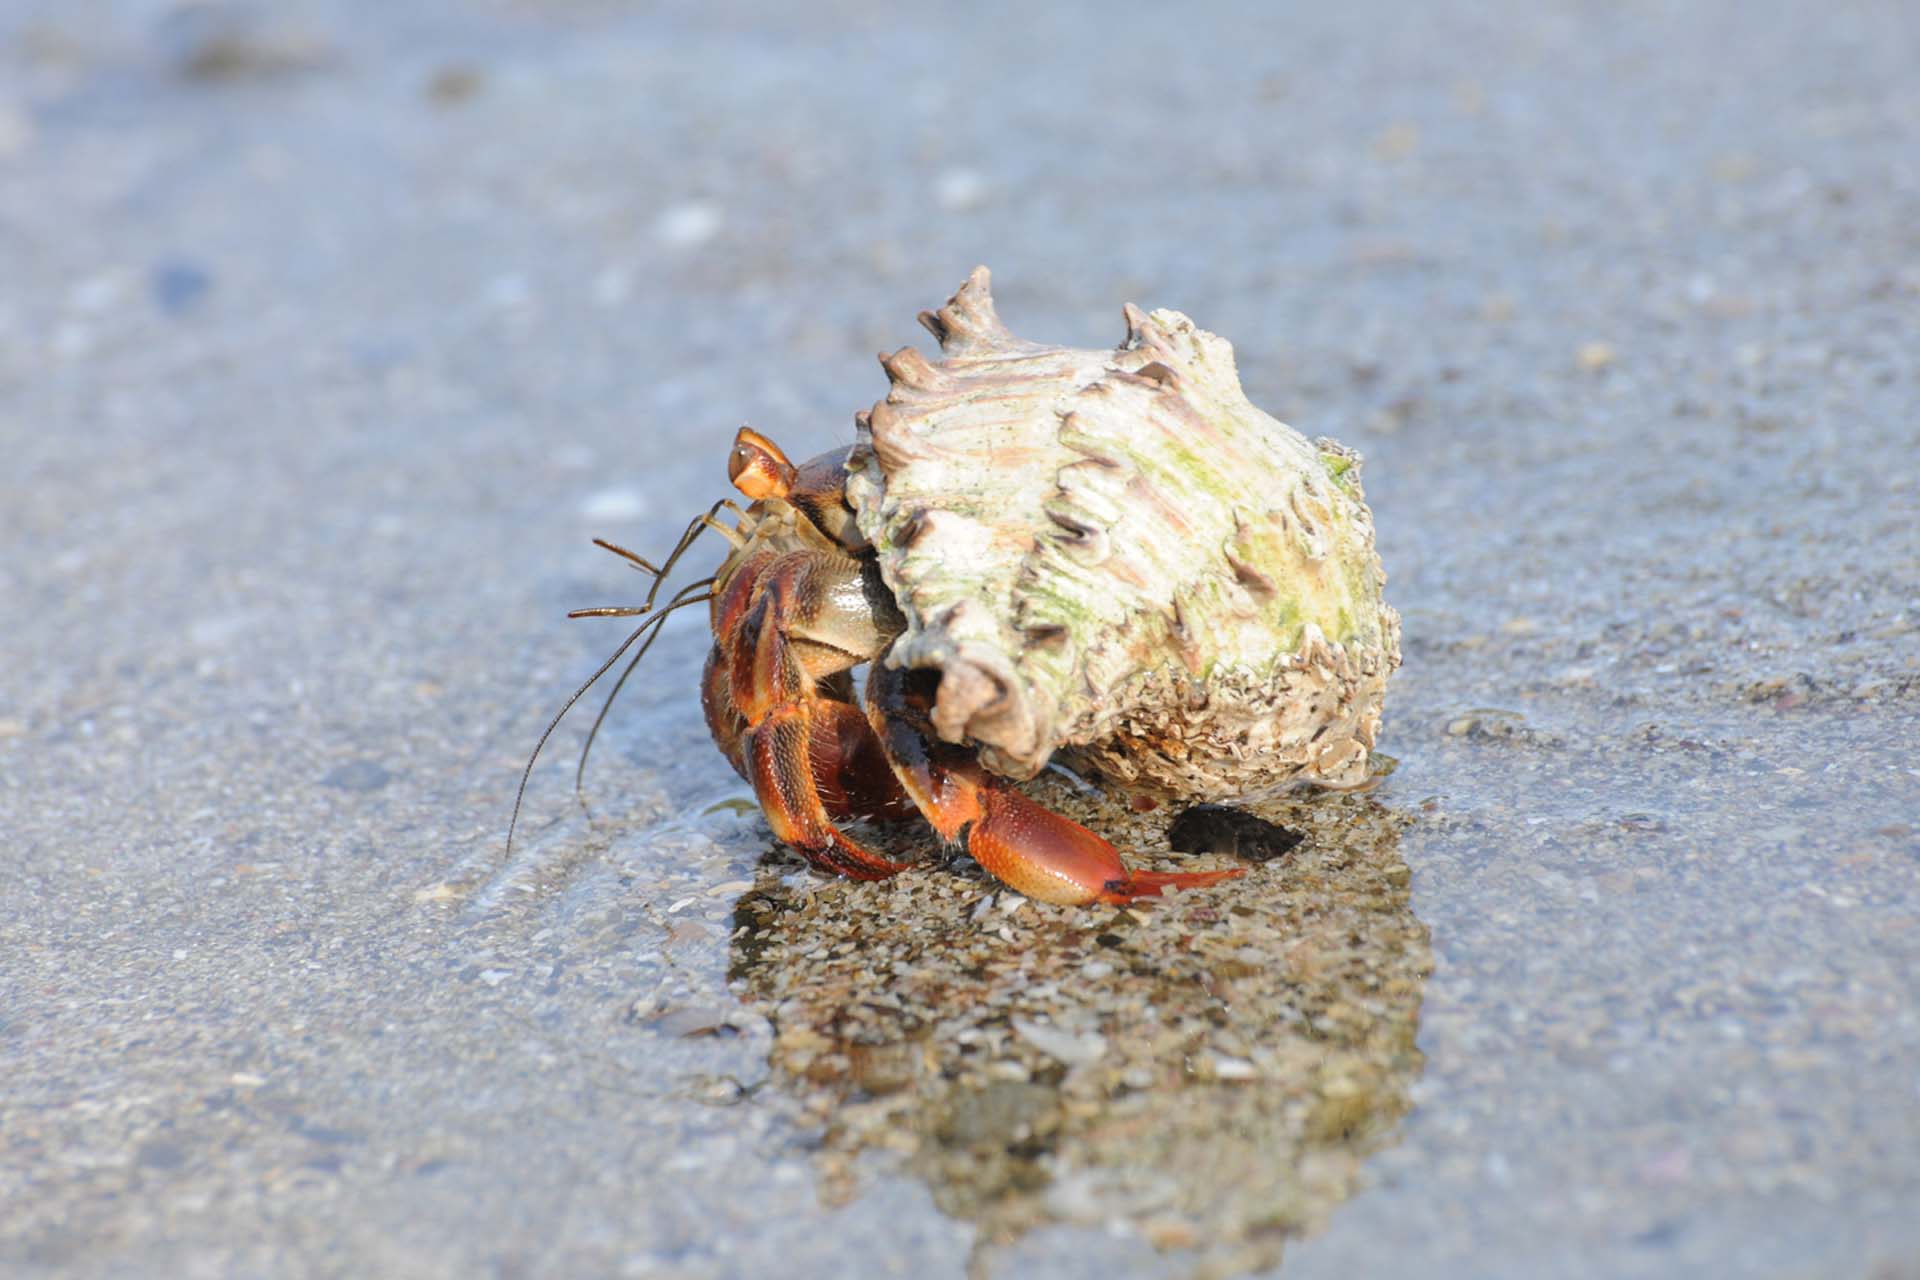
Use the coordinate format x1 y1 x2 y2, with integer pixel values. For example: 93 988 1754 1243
916 265 1015 355
878 345 946 393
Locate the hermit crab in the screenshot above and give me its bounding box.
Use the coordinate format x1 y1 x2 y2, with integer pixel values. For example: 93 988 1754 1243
514 268 1399 906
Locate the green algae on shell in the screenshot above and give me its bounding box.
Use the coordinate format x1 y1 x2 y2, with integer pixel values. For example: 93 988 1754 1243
844 267 1400 799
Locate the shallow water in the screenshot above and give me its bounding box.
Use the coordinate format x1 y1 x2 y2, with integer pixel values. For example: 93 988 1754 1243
4 2 1918 1276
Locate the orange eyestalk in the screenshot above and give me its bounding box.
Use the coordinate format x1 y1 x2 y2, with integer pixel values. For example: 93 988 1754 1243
728 426 797 500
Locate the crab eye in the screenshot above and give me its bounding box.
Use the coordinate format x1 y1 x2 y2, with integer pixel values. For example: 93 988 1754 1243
727 445 758 486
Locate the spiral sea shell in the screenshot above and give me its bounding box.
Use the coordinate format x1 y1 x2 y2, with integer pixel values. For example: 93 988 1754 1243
843 268 1400 800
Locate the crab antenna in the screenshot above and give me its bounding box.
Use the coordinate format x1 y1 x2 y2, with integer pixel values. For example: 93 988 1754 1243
510 498 741 859
569 605 653 618
637 503 722 602
598 500 732 618
506 605 681 861
593 538 661 576
572 577 716 793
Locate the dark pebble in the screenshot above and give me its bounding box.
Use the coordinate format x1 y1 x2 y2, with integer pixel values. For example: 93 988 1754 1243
151 260 212 313
321 761 392 791
1166 804 1304 862
135 1139 187 1170
1632 1218 1686 1248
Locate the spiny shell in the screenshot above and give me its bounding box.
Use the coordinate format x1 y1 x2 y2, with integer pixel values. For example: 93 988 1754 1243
844 267 1399 799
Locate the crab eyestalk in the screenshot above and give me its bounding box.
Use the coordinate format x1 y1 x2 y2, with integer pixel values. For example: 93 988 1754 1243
728 426 797 500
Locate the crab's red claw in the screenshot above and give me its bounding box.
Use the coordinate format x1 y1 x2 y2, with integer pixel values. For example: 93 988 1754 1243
968 783 1244 906
863 665 1242 905
1085 866 1246 905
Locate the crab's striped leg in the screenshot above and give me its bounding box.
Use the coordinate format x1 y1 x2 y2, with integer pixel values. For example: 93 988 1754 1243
742 706 915 880
721 551 915 880
864 666 1244 906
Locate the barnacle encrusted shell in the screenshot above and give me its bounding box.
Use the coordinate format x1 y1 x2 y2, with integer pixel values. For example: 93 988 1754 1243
844 267 1400 799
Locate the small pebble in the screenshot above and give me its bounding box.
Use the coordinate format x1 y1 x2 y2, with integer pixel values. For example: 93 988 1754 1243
1011 1017 1107 1066
1577 340 1618 372
321 760 393 792
934 168 988 211
1210 1054 1259 1081
0 105 33 157
655 202 722 248
579 488 647 523
426 65 483 105
591 266 633 307
151 260 213 313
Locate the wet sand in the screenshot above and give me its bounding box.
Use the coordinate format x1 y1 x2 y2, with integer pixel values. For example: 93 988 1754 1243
3 3 1917 1276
